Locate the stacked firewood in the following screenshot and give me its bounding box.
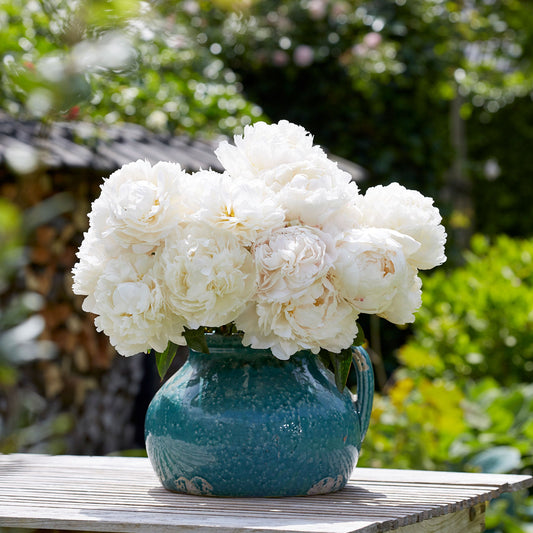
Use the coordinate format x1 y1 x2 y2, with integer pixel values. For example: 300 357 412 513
1 167 158 454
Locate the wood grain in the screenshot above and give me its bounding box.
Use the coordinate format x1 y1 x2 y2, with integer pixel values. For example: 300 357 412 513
0 454 531 533
394 504 486 533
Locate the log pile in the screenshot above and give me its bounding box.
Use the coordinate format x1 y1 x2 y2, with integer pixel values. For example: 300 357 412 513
1 167 152 454
0 114 218 454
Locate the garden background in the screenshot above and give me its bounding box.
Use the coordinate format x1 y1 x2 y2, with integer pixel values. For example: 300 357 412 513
1 1 533 531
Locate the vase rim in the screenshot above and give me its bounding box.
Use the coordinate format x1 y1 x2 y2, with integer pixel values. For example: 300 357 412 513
188 333 314 362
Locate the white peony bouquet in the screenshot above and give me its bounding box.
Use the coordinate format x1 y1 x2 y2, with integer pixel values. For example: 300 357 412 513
72 120 446 389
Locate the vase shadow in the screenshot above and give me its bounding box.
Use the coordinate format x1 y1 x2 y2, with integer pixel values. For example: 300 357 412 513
77 484 388 531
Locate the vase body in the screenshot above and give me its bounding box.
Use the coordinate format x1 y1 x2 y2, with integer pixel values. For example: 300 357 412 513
145 335 374 497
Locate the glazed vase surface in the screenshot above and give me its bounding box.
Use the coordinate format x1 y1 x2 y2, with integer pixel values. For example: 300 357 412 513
145 334 374 497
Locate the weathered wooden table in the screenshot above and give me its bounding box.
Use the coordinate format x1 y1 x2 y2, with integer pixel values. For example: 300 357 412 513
0 454 531 533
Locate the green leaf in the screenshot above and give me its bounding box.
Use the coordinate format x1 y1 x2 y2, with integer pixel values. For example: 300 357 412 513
468 446 522 474
183 326 209 354
328 347 353 393
154 342 179 380
317 350 331 371
354 323 366 347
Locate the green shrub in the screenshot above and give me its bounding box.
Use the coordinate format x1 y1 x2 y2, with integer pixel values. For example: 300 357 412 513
360 373 466 471
399 234 533 385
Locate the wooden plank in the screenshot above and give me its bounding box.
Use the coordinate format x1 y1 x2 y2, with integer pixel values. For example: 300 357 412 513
394 504 486 533
351 467 533 491
0 505 382 533
0 454 531 533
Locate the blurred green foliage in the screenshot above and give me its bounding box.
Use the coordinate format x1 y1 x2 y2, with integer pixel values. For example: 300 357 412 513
469 101 533 238
0 0 264 136
363 375 466 470
0 199 25 387
0 199 54 375
363 374 533 477
400 235 533 385
0 200 23 293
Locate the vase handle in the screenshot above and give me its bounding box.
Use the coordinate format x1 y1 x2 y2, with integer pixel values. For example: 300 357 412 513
352 346 374 446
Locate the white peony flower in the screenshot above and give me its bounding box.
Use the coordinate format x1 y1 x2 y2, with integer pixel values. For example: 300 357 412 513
259 155 352 193
187 170 285 244
215 120 322 179
218 122 362 231
72 226 113 298
254 225 336 302
273 161 360 232
89 159 189 253
378 267 422 325
216 120 361 232
357 183 446 270
155 223 257 329
72 120 447 365
334 227 420 318
88 253 186 356
236 278 359 359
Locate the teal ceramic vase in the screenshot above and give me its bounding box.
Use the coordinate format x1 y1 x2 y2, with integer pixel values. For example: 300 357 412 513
145 334 374 497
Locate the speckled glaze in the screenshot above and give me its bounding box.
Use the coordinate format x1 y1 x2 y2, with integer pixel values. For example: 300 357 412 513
145 335 374 497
